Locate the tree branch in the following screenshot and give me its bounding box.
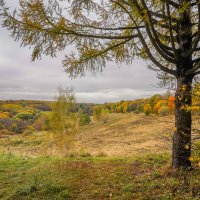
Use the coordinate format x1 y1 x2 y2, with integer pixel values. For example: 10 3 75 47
187 62 200 75
163 0 179 8
166 1 178 59
184 0 200 57
140 0 176 62
111 0 176 75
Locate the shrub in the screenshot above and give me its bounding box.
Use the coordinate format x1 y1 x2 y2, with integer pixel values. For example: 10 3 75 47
15 112 34 121
15 119 27 133
32 113 50 131
79 114 91 126
158 106 169 116
93 106 102 120
0 118 12 129
137 104 144 113
9 123 18 133
144 104 152 115
0 112 10 119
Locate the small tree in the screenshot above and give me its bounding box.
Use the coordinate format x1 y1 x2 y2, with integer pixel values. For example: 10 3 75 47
49 88 79 154
50 87 79 135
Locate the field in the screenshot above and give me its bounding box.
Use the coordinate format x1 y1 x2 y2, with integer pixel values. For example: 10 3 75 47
0 113 200 199
0 113 173 157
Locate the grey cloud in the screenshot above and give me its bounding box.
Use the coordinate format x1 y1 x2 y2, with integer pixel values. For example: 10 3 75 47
0 1 165 103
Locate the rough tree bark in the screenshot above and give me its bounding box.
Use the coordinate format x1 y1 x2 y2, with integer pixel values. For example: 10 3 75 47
173 6 193 168
173 75 193 168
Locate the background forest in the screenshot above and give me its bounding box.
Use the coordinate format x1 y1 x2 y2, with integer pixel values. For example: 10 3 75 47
0 84 199 137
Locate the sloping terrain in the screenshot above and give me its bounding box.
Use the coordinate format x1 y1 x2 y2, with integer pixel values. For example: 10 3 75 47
0 113 199 200
0 113 173 157
77 113 173 156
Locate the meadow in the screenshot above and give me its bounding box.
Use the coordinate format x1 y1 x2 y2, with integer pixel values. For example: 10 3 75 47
0 112 200 200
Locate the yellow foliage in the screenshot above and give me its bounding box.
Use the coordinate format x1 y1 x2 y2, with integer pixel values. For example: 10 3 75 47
2 104 22 112
143 104 151 115
182 85 186 92
192 83 200 113
0 112 9 118
185 145 190 150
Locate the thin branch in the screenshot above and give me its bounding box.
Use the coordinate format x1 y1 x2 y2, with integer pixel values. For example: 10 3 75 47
166 1 178 59
140 0 176 62
163 0 179 8
71 38 133 65
187 62 200 75
192 57 200 64
4 14 138 40
193 71 200 76
184 0 200 57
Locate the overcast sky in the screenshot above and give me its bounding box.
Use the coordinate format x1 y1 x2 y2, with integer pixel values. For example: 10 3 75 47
0 1 165 103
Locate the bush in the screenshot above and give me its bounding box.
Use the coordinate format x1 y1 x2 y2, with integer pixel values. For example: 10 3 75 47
93 106 102 120
0 118 12 129
15 119 27 133
144 104 152 115
79 114 91 126
33 113 50 131
15 112 34 121
137 104 144 113
0 112 10 118
158 106 169 116
9 123 18 133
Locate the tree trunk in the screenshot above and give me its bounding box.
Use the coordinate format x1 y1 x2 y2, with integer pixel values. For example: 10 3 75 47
172 75 193 169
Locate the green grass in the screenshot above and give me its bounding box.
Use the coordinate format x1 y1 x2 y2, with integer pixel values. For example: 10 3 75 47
0 153 199 200
0 113 199 199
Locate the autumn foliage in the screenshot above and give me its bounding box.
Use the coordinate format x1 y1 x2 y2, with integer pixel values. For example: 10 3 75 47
143 104 151 115
168 96 175 113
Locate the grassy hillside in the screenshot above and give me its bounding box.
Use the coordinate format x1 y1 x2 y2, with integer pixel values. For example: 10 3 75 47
0 153 200 200
0 113 199 199
0 113 173 157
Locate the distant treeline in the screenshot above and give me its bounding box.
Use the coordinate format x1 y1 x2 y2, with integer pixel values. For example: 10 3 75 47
93 91 175 117
0 100 95 135
93 84 200 119
0 83 199 135
0 100 95 114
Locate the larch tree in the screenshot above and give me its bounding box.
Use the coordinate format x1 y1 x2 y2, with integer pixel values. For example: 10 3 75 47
1 0 200 169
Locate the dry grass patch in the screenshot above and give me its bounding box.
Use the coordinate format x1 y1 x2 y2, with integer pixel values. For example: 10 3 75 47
76 113 173 156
